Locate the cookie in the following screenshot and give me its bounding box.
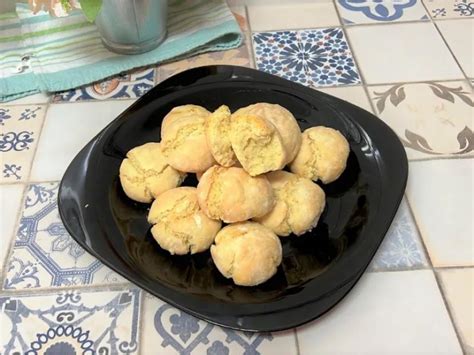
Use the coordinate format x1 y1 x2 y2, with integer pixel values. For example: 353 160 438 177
254 171 325 236
206 105 237 167
148 187 221 255
197 166 274 223
119 142 185 203
210 222 282 286
290 126 349 184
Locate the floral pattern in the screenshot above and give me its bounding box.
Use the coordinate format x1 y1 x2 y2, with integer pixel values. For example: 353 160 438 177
0 289 141 354
253 29 361 87
337 0 429 23
4 183 125 289
52 68 155 102
424 0 474 18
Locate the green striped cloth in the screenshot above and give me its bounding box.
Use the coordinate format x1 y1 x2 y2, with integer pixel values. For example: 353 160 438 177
0 1 242 102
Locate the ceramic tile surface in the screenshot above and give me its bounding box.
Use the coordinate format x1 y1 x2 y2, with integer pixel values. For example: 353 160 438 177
52 68 155 102
0 105 46 183
424 0 474 18
253 28 361 87
438 268 474 354
248 2 340 30
30 100 133 181
437 19 474 77
0 184 24 273
336 0 429 24
347 22 464 83
368 80 473 159
369 198 428 271
1 2 472 353
407 159 473 267
140 293 298 355
4 183 125 289
0 288 141 354
297 270 463 354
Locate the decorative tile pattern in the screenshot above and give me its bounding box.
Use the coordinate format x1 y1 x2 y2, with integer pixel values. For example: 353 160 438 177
247 2 340 31
0 184 24 273
4 183 125 289
347 22 464 83
424 0 474 18
438 268 474 354
297 270 463 354
253 29 361 88
0 288 141 354
369 199 428 271
52 68 155 102
437 19 474 77
141 293 298 354
0 105 46 183
337 0 429 24
368 80 473 159
407 159 473 267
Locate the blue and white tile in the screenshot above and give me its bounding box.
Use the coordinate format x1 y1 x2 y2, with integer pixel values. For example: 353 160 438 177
141 293 298 355
52 68 155 102
0 184 24 274
369 198 428 271
347 22 464 83
337 0 429 24
31 100 133 181
407 159 473 267
424 0 474 18
253 28 361 88
0 288 141 354
4 182 126 289
0 105 46 183
297 270 463 354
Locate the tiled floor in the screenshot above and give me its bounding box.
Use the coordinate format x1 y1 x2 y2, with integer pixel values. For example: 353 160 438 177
1 1 472 354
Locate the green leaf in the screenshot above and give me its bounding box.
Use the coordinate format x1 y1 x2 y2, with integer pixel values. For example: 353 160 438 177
80 0 102 22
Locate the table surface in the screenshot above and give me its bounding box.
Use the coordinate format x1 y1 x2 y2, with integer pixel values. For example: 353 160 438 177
1 1 473 354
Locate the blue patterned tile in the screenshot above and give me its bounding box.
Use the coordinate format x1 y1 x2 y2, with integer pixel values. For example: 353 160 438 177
369 198 428 271
424 0 474 18
0 288 141 354
253 28 360 88
0 105 46 183
141 293 298 354
337 0 429 23
4 183 125 289
52 68 155 102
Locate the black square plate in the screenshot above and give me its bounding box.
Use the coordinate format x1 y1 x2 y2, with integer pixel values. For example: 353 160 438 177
58 65 408 332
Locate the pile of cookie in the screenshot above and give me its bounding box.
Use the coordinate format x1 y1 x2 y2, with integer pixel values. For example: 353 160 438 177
119 103 349 286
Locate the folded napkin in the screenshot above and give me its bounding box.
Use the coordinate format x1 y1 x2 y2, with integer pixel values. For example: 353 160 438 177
0 0 242 102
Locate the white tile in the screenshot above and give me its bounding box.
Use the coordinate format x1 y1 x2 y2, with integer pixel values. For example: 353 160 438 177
2 92 50 105
317 85 373 112
140 293 298 354
297 270 463 354
248 2 340 31
30 101 133 181
407 159 473 267
438 268 474 354
347 22 464 84
0 184 24 272
437 19 474 78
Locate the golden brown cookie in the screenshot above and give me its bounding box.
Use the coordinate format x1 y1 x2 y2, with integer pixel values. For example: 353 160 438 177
147 187 221 255
254 171 325 236
197 166 274 223
160 105 216 173
210 222 282 286
119 142 186 203
205 105 237 167
290 126 350 184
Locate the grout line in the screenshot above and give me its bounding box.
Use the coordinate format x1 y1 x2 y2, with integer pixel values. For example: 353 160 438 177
405 197 466 353
137 290 146 355
1 282 135 296
418 0 472 84
293 328 301 355
408 155 474 163
245 6 257 69
24 104 50 183
435 265 474 270
364 77 470 88
431 16 474 22
367 265 432 273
